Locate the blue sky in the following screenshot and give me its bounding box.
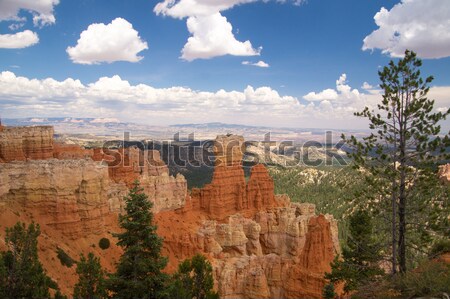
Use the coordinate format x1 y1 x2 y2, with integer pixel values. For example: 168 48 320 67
0 0 449 130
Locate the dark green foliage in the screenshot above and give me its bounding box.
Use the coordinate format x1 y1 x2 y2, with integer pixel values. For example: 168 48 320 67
56 247 75 268
392 260 450 298
0 222 56 298
168 254 219 299
107 181 168 299
429 238 450 258
343 50 450 273
0 253 7 298
322 283 336 299
325 210 384 294
73 252 107 299
54 290 68 299
98 238 110 250
354 259 450 299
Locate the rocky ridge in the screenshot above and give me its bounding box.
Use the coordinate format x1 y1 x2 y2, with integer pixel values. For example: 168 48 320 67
0 126 339 298
157 134 340 298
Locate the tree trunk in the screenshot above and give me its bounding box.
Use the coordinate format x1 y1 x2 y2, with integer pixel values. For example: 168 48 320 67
398 191 406 273
391 190 397 274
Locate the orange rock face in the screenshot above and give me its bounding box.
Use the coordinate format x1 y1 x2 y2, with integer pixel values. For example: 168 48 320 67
438 163 450 183
0 126 188 294
53 143 94 159
0 126 54 162
0 128 340 299
192 135 278 220
157 135 340 299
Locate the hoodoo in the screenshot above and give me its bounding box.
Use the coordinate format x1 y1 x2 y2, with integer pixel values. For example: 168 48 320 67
0 126 340 298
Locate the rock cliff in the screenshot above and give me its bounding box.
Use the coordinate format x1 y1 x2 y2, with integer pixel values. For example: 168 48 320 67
0 127 339 298
0 125 188 294
157 135 340 298
439 163 450 183
0 126 54 162
191 135 278 220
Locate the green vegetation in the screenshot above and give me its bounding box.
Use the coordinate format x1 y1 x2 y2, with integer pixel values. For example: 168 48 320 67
322 283 337 299
269 165 365 242
344 50 450 273
353 259 450 299
106 181 168 299
390 260 450 298
168 254 219 299
73 252 107 299
98 237 110 250
325 210 384 294
0 222 59 298
56 247 75 268
429 238 450 258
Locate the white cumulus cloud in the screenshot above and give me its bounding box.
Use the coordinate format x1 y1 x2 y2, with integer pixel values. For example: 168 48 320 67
180 13 259 61
0 0 59 49
0 0 59 26
66 18 148 65
2 71 448 130
181 13 260 61
0 30 39 48
154 0 257 18
155 0 304 60
363 0 450 59
242 60 269 67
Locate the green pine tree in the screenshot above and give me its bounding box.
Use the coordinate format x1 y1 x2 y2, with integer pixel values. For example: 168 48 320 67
343 50 450 273
322 283 336 299
325 210 384 294
73 252 107 299
107 181 168 299
168 254 219 299
0 253 7 298
1 222 56 298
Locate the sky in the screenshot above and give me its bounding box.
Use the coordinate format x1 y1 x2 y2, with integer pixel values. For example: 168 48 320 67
0 0 449 130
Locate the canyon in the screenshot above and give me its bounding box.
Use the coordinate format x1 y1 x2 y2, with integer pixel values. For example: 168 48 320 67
0 125 340 298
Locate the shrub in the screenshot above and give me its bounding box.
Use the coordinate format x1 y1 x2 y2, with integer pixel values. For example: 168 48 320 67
392 260 450 298
429 238 450 258
98 238 110 250
322 283 336 299
56 247 75 268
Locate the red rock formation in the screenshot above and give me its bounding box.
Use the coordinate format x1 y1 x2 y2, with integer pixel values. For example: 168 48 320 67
0 128 339 298
93 147 170 187
438 163 450 183
192 135 279 220
246 164 276 210
53 143 94 159
158 135 340 299
0 126 54 162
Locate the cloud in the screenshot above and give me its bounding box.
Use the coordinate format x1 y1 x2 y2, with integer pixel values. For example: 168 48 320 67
154 0 257 18
304 74 380 114
303 74 361 102
437 107 449 113
90 118 120 123
361 82 373 90
66 18 148 65
2 71 448 130
242 60 269 68
8 23 25 31
155 0 302 60
0 30 39 48
0 0 59 49
0 0 59 26
363 0 450 59
302 73 450 130
181 13 260 61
